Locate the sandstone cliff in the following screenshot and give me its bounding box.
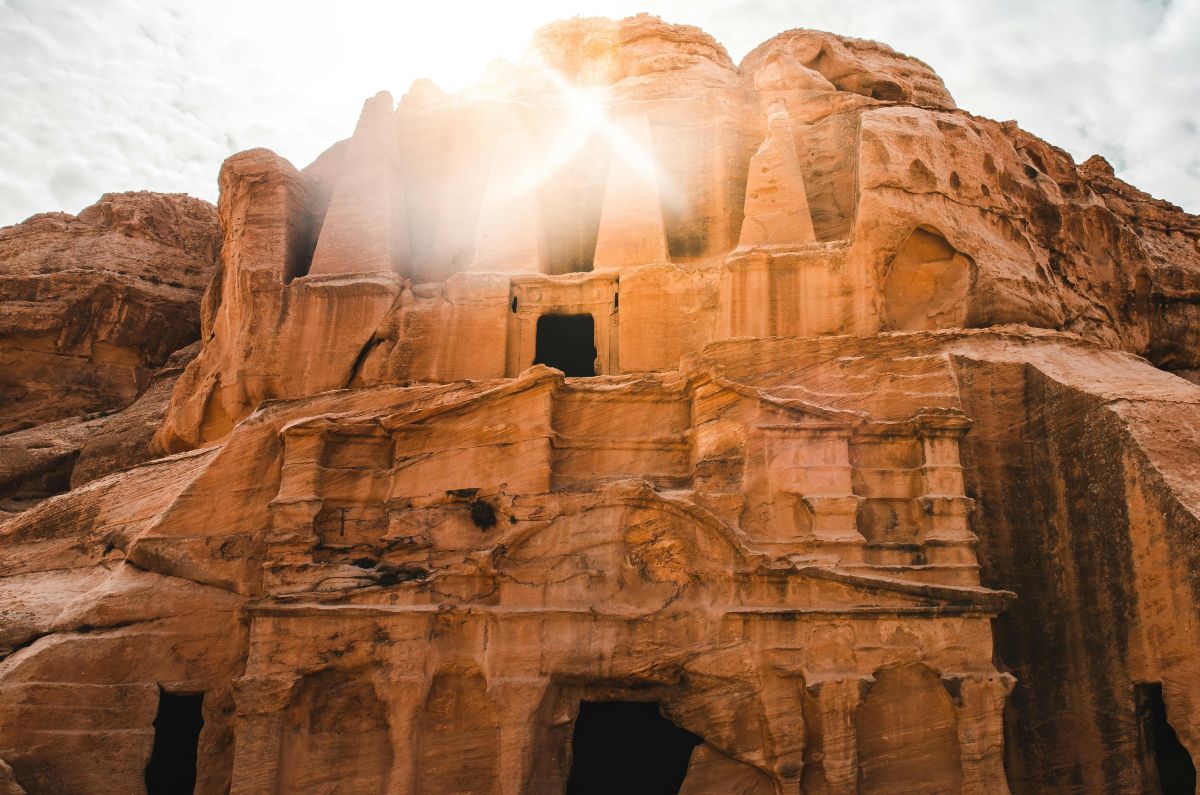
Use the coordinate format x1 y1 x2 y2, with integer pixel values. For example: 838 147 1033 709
1 14 1198 795
150 18 1200 456
0 193 219 514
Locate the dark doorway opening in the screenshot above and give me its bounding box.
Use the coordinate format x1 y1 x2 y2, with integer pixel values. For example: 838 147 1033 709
566 701 702 795
1136 683 1197 795
145 689 204 795
534 314 596 377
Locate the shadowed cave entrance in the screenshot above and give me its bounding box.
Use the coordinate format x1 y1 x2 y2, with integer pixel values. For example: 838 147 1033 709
1136 683 1197 794
144 689 204 795
534 314 596 377
566 701 703 794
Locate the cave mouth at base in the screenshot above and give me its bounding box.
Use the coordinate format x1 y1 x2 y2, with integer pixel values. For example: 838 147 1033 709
566 700 703 795
144 689 204 795
1136 682 1197 795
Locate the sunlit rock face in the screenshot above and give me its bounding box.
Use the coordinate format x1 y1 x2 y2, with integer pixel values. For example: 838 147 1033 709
0 192 218 516
154 15 1200 455
2 13 1200 795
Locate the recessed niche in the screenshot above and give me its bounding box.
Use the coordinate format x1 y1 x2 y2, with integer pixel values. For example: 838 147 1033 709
534 314 597 377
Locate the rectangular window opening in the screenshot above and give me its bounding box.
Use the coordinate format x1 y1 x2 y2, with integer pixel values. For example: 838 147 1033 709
534 314 596 377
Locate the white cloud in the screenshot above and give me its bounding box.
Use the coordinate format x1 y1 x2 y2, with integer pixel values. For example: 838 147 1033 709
0 0 1197 226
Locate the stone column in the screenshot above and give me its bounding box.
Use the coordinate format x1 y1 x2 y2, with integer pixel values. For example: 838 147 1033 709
229 676 297 795
505 282 533 377
944 674 1015 795
915 415 977 569
759 673 806 787
263 427 326 592
382 677 430 795
807 678 867 795
731 255 774 338
489 677 552 795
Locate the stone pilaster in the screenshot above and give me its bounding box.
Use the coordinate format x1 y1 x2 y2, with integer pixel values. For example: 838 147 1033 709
489 677 552 795
228 676 298 795
766 425 865 559
263 426 326 592
808 677 868 795
759 673 807 786
916 414 977 568
382 677 431 795
944 674 1016 795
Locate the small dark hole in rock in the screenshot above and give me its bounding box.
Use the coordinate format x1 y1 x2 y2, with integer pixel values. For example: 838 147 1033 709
350 557 377 569
376 564 429 586
1024 164 1040 180
868 82 905 102
471 499 498 530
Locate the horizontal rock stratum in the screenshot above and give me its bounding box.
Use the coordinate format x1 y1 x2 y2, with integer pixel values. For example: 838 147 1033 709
1 13 1199 795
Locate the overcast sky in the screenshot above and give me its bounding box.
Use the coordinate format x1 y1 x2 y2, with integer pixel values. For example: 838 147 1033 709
0 0 1197 227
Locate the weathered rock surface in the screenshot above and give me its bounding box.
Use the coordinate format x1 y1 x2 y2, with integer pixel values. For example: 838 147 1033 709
0 192 219 434
2 13 1199 795
953 334 1200 793
0 191 217 520
149 20 1200 455
4 330 1022 794
0 342 201 517
741 28 957 109
509 14 739 97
